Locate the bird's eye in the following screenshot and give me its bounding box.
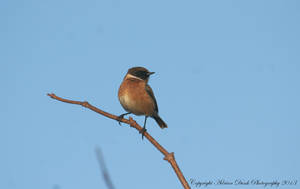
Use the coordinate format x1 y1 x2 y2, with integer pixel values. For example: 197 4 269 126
134 71 148 79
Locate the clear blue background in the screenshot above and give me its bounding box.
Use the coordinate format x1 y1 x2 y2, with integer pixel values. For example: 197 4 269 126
1 0 299 189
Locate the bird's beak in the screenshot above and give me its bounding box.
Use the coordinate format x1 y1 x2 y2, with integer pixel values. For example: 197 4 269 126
148 72 155 76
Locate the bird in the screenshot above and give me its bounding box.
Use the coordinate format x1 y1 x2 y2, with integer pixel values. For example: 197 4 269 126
118 67 167 138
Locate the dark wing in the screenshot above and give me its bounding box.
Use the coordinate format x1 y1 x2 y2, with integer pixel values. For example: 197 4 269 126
145 84 158 112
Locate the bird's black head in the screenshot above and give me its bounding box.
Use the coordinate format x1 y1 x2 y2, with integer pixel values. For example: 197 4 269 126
127 67 155 80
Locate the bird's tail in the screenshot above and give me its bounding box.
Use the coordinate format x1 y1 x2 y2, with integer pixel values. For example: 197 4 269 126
153 115 168 129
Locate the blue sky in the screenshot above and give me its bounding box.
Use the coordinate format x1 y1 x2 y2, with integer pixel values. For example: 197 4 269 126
1 0 299 189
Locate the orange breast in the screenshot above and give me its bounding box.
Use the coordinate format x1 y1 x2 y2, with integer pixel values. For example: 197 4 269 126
118 79 155 116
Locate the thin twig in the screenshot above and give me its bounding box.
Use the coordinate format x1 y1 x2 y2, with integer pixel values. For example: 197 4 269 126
95 147 115 189
47 93 190 189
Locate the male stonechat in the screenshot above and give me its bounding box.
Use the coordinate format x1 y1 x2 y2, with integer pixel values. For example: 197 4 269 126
118 67 167 138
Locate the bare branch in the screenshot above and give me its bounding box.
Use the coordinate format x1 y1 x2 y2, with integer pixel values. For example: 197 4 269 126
47 93 190 189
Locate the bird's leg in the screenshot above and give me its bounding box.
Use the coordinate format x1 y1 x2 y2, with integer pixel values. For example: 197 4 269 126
117 112 131 125
139 116 148 139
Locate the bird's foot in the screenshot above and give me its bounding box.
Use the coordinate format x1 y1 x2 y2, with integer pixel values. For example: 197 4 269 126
139 127 147 140
117 113 127 125
117 115 124 125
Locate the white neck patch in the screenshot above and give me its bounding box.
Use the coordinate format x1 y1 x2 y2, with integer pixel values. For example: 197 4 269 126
126 74 143 81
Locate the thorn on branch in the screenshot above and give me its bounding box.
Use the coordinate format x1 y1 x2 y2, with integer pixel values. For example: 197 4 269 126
81 101 89 108
128 117 136 128
164 152 175 162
